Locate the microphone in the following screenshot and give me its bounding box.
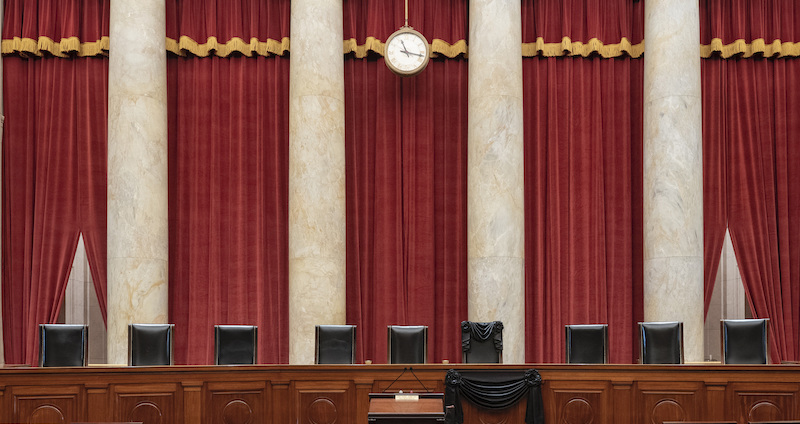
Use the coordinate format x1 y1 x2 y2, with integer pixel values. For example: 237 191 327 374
383 367 409 393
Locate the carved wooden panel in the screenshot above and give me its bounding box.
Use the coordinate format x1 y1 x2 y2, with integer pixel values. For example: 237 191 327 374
293 381 353 424
636 381 702 424
729 382 800 423
206 381 267 424
113 383 178 424
10 385 83 424
547 380 610 424
460 397 527 424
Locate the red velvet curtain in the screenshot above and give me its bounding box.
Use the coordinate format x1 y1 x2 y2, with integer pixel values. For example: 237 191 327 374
166 0 290 364
522 0 644 363
2 0 109 365
701 0 800 362
344 0 468 364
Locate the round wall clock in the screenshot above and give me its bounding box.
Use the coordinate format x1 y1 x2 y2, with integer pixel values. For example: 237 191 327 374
384 26 431 77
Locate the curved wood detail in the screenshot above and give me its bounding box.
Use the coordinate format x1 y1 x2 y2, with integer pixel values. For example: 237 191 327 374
222 399 253 424
748 400 783 422
30 404 66 424
307 398 338 424
651 399 686 424
129 401 163 424
563 398 594 424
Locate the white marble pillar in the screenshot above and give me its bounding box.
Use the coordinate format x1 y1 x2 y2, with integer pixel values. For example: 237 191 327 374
107 0 169 364
288 0 346 364
643 0 704 362
468 0 525 363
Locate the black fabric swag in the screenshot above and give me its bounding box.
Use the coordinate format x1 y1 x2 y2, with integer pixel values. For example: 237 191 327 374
444 369 544 424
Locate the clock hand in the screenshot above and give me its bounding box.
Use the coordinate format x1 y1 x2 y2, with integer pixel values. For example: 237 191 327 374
400 40 410 57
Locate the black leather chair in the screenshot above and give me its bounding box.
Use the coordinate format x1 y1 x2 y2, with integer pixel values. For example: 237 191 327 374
565 324 608 364
39 324 88 367
315 325 356 364
722 318 769 364
388 325 427 364
215 325 257 365
639 321 684 364
461 321 503 363
128 324 174 366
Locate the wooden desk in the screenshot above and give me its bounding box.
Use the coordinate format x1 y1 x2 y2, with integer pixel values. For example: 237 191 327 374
1 364 799 424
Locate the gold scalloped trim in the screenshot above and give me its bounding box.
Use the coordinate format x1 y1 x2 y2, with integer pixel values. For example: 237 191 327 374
166 35 289 57
522 36 643 58
2 36 109 57
701 38 800 58
343 36 467 58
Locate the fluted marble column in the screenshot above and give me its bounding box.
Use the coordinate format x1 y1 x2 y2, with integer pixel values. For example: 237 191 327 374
643 0 704 362
107 0 168 364
288 0 346 364
468 0 525 363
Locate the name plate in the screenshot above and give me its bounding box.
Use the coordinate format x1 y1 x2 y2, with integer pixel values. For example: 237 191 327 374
394 393 420 402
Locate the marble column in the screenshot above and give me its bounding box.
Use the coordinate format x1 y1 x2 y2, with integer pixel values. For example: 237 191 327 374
468 0 525 363
288 0 346 364
643 0 704 362
107 0 169 364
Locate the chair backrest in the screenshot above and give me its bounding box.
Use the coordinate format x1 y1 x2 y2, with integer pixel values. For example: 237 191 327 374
388 325 427 364
128 324 174 366
565 324 608 364
461 321 503 363
639 321 684 364
215 325 258 365
39 324 88 367
722 318 769 364
315 325 356 364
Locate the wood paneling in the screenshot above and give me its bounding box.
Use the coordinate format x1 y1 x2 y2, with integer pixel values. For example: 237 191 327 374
1 364 800 424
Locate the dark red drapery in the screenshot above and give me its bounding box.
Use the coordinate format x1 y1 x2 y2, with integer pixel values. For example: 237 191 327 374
166 0 290 365
2 0 108 365
701 0 800 362
344 0 468 364
522 0 644 364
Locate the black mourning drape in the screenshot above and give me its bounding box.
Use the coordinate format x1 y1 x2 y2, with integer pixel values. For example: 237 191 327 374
444 369 544 424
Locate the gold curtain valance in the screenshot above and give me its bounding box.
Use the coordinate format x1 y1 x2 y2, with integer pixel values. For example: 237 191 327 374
701 38 800 58
166 35 290 57
343 36 468 58
2 36 109 57
522 36 643 58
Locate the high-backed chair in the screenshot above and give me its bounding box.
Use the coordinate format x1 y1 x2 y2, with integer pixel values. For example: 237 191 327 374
639 321 684 364
39 324 88 367
461 321 503 363
721 318 769 364
315 325 356 364
128 324 174 366
215 325 258 365
565 324 609 364
388 325 427 364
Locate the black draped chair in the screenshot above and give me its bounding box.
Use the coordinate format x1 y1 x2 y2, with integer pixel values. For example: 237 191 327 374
128 324 174 366
565 324 608 364
721 318 769 364
444 369 544 424
388 325 427 364
215 325 257 365
315 325 356 364
639 321 684 364
461 321 503 363
39 324 88 367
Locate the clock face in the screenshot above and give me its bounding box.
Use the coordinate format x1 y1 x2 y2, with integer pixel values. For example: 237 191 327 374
385 28 430 76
